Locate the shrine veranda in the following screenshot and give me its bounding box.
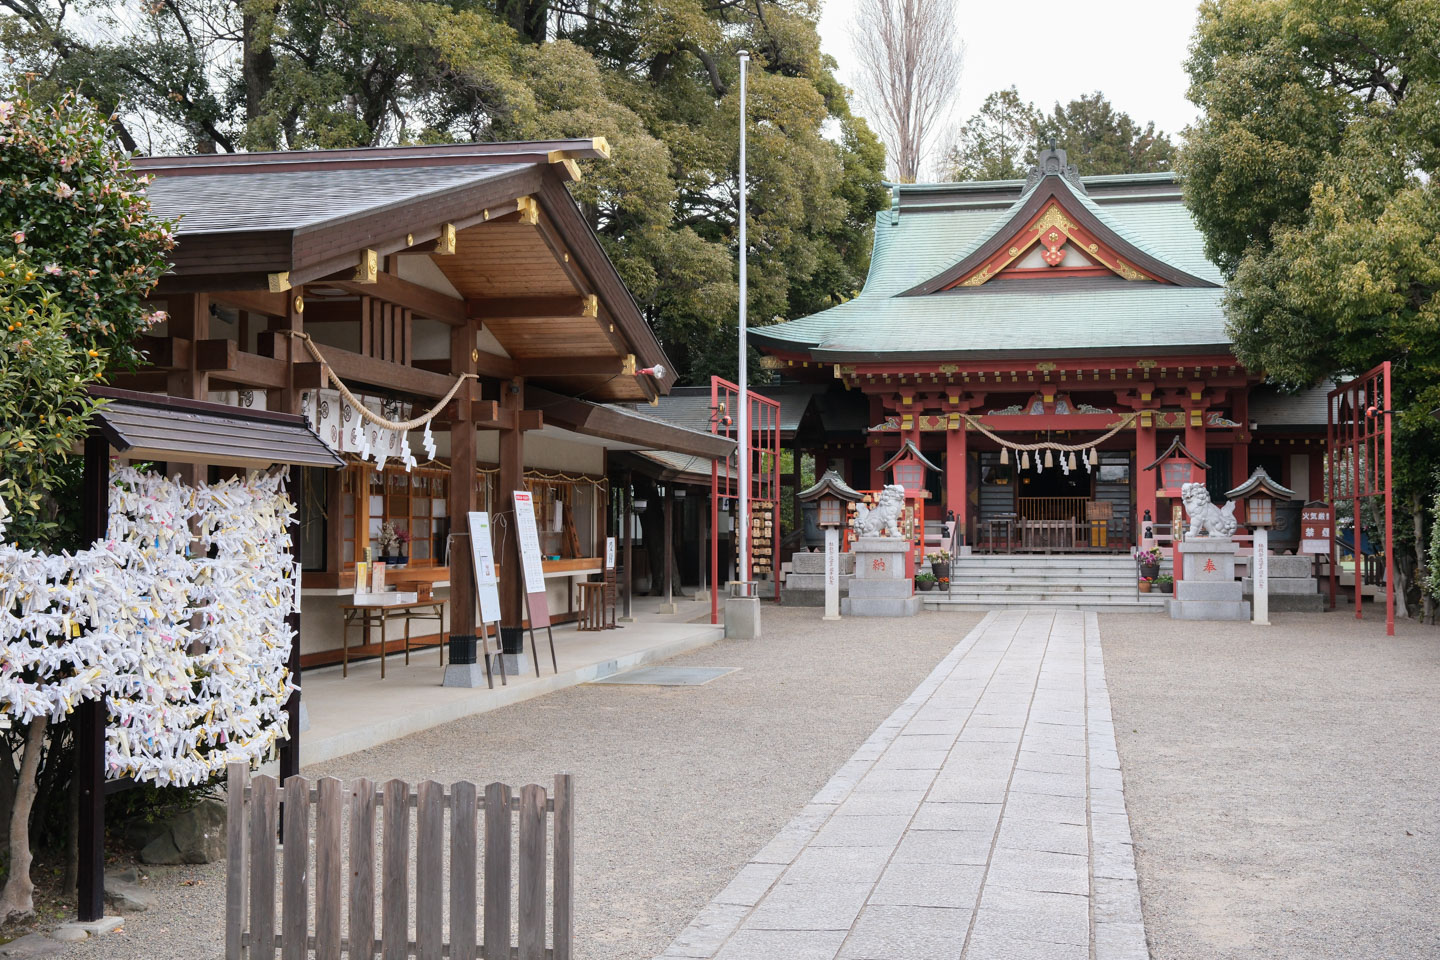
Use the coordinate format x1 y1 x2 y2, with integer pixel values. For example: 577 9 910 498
749 148 1329 553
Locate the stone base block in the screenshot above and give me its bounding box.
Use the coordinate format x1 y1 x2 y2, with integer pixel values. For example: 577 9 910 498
499 653 532 676
783 573 853 592
442 662 492 688
53 917 126 941
1169 599 1251 620
847 578 916 600
724 596 761 639
790 551 855 576
1240 577 1319 596
1244 592 1326 613
1175 580 1245 602
842 595 923 617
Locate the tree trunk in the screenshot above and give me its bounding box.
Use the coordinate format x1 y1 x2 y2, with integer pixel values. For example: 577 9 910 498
0 717 49 923
62 763 79 898
1415 493 1434 623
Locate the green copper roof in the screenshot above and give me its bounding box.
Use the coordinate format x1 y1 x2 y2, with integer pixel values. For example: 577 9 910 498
752 163 1229 361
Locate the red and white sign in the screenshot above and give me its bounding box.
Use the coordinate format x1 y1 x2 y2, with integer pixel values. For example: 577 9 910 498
512 490 551 628
1301 502 1333 555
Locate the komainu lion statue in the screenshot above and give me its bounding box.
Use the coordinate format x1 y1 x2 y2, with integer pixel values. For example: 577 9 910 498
854 484 907 538
1181 481 1237 539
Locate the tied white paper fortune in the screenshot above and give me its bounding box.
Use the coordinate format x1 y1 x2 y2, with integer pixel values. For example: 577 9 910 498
0 467 298 786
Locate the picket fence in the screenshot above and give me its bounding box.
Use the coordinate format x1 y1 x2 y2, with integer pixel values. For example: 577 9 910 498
225 763 573 960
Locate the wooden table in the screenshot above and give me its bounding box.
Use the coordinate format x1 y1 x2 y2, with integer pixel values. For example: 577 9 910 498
339 599 447 678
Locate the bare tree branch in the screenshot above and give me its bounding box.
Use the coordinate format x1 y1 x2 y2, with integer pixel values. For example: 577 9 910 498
849 0 962 181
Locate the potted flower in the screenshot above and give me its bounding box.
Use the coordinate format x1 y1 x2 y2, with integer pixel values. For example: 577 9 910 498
914 571 938 592
1155 573 1173 594
1135 547 1162 581
1138 575 1154 593
927 550 952 580
938 576 950 593
375 521 407 566
393 528 412 568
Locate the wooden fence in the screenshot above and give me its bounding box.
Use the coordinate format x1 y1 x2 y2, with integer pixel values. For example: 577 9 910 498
226 763 573 960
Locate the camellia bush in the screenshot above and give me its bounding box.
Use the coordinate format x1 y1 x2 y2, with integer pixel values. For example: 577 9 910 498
0 87 173 920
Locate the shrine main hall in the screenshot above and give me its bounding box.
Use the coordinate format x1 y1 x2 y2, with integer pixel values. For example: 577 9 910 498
752 146 1328 550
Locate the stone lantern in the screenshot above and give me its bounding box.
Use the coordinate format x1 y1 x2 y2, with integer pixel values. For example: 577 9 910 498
1226 466 1295 626
1142 436 1210 541
797 469 863 620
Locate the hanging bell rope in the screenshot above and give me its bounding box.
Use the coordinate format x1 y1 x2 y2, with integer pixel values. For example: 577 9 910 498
280 330 476 432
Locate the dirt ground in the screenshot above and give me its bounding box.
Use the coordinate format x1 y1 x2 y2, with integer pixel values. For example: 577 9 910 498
1102 609 1440 960
49 606 981 960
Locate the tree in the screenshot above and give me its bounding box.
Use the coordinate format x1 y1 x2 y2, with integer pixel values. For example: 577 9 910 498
1034 91 1173 175
941 86 1036 181
0 0 888 385
0 88 173 921
850 0 963 182
1179 0 1440 618
943 87 1174 181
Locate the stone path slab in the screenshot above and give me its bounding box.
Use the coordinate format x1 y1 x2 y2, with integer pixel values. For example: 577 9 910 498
655 610 1149 960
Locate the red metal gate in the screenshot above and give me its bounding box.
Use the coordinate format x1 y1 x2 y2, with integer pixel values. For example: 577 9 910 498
710 376 782 623
1327 363 1394 634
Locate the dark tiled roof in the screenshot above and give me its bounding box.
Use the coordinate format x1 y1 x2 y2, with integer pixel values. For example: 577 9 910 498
149 164 529 235
1248 382 1334 428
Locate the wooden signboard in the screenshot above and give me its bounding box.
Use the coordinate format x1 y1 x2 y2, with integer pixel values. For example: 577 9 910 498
603 536 618 629
1300 502 1333 555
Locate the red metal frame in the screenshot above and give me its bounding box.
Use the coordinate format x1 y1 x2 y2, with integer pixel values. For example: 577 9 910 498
710 376 782 623
1327 363 1394 635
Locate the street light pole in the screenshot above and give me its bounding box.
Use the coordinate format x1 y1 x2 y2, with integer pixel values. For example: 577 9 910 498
737 48 750 593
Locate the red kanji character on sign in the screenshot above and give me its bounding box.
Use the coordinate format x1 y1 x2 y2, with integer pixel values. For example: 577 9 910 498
872 558 886 572
1203 558 1217 573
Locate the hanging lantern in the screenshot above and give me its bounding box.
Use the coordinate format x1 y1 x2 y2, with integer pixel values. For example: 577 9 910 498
1021 451 1030 470
1044 449 1054 468
1000 446 1009 465
1068 451 1077 471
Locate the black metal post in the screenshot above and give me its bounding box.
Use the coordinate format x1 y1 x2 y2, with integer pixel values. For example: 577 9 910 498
77 433 109 922
279 465 305 785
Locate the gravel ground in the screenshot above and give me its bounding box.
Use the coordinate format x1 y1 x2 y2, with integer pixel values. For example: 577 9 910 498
62 606 981 960
1102 610 1440 960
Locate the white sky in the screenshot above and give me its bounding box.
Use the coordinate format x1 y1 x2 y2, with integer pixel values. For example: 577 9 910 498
817 0 1204 172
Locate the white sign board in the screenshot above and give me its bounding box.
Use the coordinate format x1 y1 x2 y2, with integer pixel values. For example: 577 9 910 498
466 511 503 623
513 490 551 628
1253 525 1270 626
605 536 617 570
823 526 841 621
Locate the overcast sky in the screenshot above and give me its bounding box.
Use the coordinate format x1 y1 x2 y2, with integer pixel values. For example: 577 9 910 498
817 0 1204 169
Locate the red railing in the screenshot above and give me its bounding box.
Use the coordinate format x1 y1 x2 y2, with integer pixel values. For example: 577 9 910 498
710 377 782 623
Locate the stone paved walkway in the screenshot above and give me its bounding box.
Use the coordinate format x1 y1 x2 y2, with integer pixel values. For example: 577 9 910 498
656 610 1148 960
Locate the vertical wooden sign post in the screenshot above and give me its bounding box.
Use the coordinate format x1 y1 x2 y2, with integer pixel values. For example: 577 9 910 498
442 512 505 688
513 490 558 674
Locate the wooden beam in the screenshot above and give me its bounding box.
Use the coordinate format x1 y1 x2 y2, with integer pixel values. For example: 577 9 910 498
466 296 593 320
415 352 516 380
210 289 289 318
194 339 291 389
292 349 461 398
329 273 466 326
471 402 542 431
513 356 629 378
109 372 171 393
136 335 191 370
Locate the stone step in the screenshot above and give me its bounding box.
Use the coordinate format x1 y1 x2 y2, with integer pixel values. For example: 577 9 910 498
940 579 1146 592
937 590 1162 603
924 597 1164 612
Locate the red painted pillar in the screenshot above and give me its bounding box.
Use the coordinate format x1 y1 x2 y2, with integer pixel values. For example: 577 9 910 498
869 442 884 490
1308 450 1324 502
1136 416 1157 539
946 425 966 539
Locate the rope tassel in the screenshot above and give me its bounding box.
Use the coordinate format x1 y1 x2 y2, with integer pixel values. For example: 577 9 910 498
1000 447 1009 466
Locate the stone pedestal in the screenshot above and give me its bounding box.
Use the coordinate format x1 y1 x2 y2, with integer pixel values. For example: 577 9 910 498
1241 553 1324 612
781 548 854 607
1169 538 1250 621
841 537 921 617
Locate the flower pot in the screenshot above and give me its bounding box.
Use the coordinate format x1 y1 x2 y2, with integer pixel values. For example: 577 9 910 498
1137 580 1153 593
1139 562 1160 580
931 562 950 580
917 580 936 592
1159 581 1173 594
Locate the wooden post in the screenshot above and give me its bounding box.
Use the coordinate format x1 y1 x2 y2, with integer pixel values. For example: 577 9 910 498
696 490 709 604
552 774 574 960
281 777 310 960
499 378 525 633
517 785 546 960
348 778 377 960
249 776 279 960
660 485 675 613
449 781 479 960
279 464 305 784
448 323 479 667
313 778 343 960
76 433 108 923
225 763 249 960
482 783 512 960
621 471 634 621
381 779 410 960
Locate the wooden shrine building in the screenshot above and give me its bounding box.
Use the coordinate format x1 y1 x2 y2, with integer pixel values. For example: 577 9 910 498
752 146 1330 552
126 140 731 667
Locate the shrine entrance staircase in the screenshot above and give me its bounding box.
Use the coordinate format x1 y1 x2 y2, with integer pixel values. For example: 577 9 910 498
925 553 1165 613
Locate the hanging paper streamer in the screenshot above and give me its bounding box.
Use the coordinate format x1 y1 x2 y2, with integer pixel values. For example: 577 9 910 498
0 468 298 786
